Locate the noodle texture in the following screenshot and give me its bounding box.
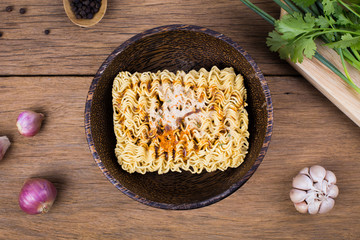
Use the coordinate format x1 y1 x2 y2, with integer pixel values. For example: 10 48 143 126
112 66 249 174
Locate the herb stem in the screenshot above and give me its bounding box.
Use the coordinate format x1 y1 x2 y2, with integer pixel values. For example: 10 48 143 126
351 47 360 62
282 0 301 13
338 0 360 19
339 48 354 84
273 0 294 14
342 49 360 70
315 52 360 93
239 0 276 25
312 29 360 37
297 5 314 14
317 35 360 70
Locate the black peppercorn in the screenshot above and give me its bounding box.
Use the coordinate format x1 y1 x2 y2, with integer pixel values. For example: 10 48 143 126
6 6 13 12
44 29 50 35
19 8 26 14
69 0 102 19
0 32 3 38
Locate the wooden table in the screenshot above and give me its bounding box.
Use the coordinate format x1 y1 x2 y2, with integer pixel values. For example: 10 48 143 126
1 0 359 239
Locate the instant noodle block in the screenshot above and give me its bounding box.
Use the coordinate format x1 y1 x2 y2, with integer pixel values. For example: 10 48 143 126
113 67 249 174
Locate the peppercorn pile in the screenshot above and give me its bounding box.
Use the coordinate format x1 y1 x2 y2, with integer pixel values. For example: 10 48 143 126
69 0 102 19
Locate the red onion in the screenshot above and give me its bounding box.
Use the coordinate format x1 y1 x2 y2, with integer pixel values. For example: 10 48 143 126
16 111 44 137
0 136 11 161
19 178 57 215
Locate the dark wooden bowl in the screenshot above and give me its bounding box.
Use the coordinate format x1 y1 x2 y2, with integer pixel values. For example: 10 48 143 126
85 24 273 210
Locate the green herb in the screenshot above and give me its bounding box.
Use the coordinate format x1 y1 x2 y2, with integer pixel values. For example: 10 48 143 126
240 0 360 93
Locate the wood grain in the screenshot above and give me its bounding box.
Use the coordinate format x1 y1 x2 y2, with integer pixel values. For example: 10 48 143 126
287 44 360 127
0 0 294 76
1 0 360 239
0 76 359 239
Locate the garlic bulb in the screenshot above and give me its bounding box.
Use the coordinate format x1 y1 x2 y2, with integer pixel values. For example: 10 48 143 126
290 165 339 214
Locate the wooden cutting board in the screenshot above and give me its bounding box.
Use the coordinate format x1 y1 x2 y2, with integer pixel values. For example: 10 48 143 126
280 9 360 127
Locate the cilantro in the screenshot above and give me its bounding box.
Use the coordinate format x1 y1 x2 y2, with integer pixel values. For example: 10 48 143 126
275 12 316 40
267 13 317 62
322 0 337 15
337 13 354 25
241 0 360 93
326 33 360 49
315 15 335 28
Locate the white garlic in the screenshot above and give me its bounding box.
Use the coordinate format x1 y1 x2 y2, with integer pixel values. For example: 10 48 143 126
290 165 338 214
309 165 326 183
327 185 339 198
292 174 313 191
313 182 323 193
318 198 335 214
299 167 309 175
289 189 307 203
305 190 316 204
325 170 337 185
308 199 321 214
294 201 308 214
0 136 11 161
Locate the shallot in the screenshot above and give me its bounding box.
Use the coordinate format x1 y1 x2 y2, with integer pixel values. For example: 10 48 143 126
290 165 339 214
19 178 57 215
16 110 44 137
0 136 11 161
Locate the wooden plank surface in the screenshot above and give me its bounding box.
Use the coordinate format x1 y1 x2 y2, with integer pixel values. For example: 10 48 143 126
0 76 359 239
286 43 360 128
0 0 296 76
1 0 360 239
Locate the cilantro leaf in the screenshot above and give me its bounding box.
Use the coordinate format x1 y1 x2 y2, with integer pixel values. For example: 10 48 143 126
322 0 343 16
315 15 335 28
267 30 317 63
322 0 336 15
291 0 317 7
266 30 286 52
325 33 360 49
337 13 354 25
266 30 294 60
292 37 317 62
276 12 316 40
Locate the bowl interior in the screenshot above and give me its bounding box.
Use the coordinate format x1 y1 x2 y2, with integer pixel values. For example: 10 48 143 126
88 28 270 209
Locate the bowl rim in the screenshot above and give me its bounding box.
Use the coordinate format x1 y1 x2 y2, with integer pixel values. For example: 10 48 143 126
84 24 273 210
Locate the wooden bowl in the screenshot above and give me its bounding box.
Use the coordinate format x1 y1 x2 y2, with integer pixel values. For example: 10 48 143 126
85 25 273 209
